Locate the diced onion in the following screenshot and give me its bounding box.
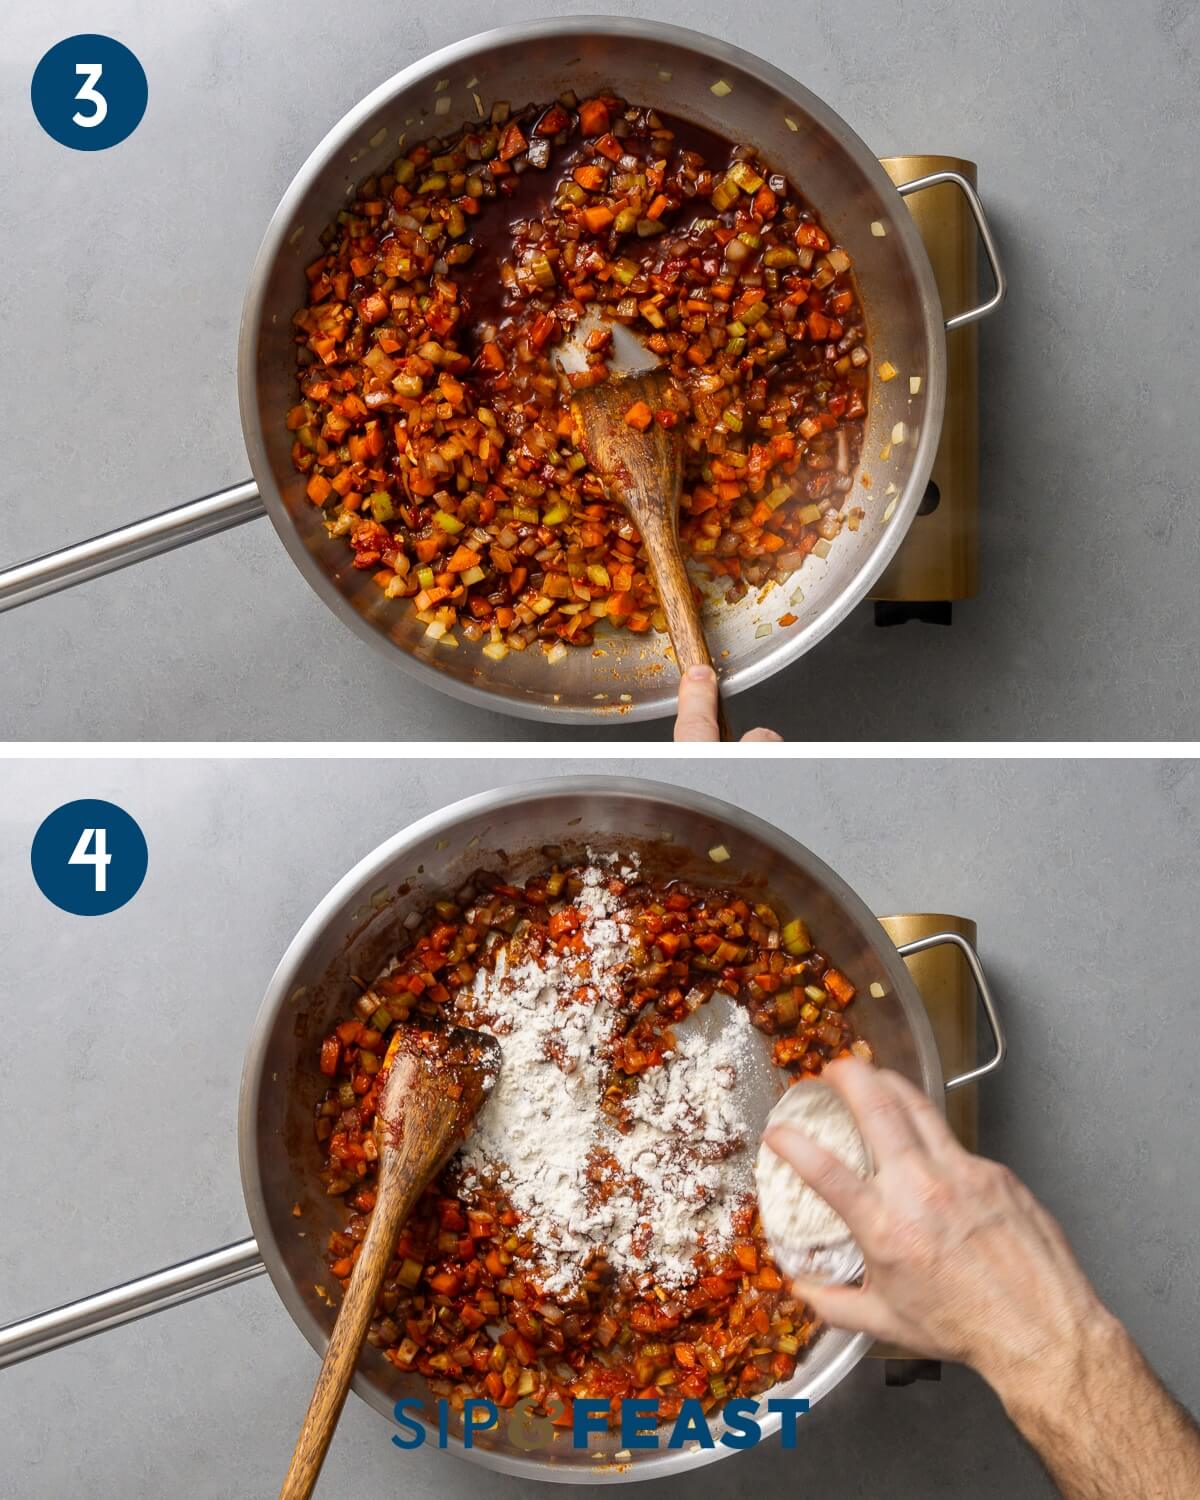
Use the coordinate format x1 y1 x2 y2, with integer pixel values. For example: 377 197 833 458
708 844 732 863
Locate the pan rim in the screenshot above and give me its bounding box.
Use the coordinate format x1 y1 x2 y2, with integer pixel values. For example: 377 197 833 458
236 15 947 725
238 774 943 1480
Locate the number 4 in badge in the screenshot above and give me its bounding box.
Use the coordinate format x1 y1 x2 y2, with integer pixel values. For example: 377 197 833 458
69 826 112 891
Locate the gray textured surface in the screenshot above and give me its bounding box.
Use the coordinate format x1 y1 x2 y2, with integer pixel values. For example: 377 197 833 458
1 757 1198 1497
3 0 1198 741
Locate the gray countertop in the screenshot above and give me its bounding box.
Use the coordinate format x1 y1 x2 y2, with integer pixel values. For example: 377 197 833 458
4 0 1199 741
1 757 1197 1496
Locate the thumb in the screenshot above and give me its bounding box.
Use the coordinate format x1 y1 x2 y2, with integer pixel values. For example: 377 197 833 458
674 666 720 741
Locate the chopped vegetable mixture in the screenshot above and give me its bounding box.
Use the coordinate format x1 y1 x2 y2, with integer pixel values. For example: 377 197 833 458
288 93 868 661
313 857 872 1427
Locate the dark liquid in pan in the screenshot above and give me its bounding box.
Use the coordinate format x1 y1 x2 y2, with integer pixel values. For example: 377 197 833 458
459 110 742 338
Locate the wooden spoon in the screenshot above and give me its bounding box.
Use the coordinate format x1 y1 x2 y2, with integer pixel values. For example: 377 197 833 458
279 1023 501 1499
561 316 731 740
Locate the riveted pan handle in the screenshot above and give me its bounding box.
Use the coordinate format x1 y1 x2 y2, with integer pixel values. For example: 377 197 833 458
895 930 1006 1090
0 480 265 614
895 170 1007 332
0 1238 264 1371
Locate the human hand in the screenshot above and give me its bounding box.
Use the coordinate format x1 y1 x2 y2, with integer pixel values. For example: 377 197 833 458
673 665 782 742
764 1057 1115 1398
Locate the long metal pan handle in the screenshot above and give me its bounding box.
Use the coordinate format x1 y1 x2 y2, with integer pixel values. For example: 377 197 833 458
0 1238 264 1371
895 169 1007 332
895 930 1006 1090
0 480 265 615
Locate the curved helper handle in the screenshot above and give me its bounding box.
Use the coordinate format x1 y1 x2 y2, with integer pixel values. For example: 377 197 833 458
895 930 1006 1090
895 170 1007 332
0 480 265 614
0 1239 264 1371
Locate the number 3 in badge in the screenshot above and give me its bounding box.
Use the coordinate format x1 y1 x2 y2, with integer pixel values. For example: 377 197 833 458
72 63 109 129
31 800 148 915
31 35 147 151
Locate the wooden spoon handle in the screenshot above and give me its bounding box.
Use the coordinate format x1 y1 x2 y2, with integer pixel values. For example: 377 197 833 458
279 1155 427 1499
637 511 731 741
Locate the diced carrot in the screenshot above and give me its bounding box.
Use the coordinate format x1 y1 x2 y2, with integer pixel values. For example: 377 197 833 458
357 291 388 325
534 103 570 136
498 122 528 161
579 99 610 136
583 205 615 233
733 1244 759 1273
573 164 607 192
306 474 332 505
623 400 653 431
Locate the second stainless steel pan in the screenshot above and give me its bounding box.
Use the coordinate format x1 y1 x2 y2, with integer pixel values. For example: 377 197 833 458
0 776 1004 1483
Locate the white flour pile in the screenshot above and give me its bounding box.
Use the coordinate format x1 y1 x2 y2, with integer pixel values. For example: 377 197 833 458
456 855 754 1295
754 1080 870 1281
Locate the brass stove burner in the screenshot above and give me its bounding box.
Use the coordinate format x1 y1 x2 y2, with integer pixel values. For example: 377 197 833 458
868 912 981 1378
869 156 981 613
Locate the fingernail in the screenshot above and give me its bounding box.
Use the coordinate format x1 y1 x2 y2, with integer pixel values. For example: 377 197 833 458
685 665 716 683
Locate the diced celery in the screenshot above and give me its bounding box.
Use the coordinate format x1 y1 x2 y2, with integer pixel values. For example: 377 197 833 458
397 1258 424 1289
711 178 740 212
727 159 765 193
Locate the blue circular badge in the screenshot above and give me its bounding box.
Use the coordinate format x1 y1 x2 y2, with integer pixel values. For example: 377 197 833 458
31 799 149 916
31 35 148 151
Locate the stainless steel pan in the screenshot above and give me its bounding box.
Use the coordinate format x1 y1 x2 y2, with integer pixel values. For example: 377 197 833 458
0 776 1004 1483
0 17 1003 725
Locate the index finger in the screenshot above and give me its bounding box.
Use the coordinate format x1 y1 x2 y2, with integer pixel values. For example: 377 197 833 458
820 1056 935 1164
674 666 720 741
763 1122 872 1239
